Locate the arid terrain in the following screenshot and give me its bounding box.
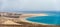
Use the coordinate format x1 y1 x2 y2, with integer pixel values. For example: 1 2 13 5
0 12 60 27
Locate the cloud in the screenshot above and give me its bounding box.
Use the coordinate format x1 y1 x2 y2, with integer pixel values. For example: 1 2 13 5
0 0 60 11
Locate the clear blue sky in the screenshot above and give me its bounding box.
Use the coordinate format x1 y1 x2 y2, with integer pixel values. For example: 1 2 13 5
0 0 60 11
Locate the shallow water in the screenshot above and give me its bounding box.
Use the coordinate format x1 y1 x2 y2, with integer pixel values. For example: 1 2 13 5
26 13 60 25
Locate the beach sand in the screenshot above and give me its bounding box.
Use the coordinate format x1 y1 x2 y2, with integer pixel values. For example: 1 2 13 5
19 13 49 25
0 13 59 27
17 13 59 27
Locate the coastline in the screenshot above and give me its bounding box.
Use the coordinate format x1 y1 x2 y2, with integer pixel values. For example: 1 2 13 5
19 13 55 25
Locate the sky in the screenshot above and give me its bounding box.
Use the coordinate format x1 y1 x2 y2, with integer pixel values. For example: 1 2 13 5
0 0 60 11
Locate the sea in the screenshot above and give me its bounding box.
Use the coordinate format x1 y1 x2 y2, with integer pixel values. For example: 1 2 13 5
18 11 60 25
7 11 60 14
1 11 60 25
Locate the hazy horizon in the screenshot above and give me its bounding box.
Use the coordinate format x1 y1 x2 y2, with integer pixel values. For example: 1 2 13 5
0 0 60 12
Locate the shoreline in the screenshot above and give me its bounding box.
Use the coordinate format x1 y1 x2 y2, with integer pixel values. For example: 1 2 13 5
19 14 55 25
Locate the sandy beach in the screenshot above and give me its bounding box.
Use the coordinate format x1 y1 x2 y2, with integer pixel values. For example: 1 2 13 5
0 13 59 27
19 13 50 25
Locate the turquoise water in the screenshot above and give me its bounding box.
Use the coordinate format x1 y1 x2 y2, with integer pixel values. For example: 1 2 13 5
26 13 60 25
